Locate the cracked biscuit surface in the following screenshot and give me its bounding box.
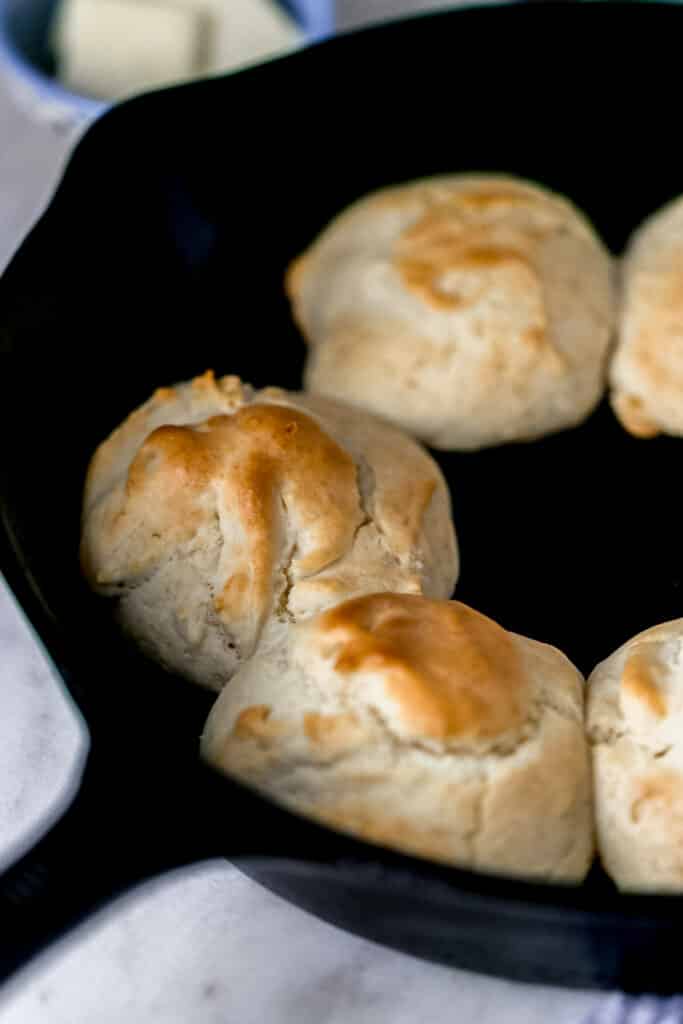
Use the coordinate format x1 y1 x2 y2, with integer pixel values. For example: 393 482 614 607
588 620 683 890
202 593 593 880
287 174 615 451
81 372 458 690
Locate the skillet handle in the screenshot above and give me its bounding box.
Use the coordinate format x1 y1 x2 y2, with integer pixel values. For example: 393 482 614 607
0 752 209 987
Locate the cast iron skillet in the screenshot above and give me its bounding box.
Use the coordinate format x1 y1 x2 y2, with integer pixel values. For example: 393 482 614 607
2 1 683 992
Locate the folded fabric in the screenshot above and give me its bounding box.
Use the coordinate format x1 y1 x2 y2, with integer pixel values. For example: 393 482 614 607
585 994 683 1024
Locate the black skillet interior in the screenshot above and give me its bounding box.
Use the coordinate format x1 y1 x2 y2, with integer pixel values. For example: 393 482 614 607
3 1 683 993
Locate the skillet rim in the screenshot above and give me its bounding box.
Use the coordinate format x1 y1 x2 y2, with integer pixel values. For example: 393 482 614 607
2 0 683 955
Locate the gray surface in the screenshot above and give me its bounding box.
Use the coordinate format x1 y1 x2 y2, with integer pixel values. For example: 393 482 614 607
0 76 74 271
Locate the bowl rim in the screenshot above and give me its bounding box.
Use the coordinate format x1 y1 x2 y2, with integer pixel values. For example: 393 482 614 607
0 0 105 118
0 0 324 121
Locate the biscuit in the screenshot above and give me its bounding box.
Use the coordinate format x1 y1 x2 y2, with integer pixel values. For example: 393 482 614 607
81 372 458 689
202 592 593 879
611 196 683 439
288 175 614 450
588 619 683 890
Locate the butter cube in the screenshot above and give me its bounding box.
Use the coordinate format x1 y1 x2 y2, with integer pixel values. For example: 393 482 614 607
54 0 208 100
210 0 301 73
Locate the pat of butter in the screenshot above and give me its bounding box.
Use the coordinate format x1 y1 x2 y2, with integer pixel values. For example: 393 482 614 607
210 0 301 73
54 0 303 102
54 0 209 101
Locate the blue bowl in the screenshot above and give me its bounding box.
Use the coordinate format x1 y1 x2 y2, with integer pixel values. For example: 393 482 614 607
0 0 330 126
0 0 104 123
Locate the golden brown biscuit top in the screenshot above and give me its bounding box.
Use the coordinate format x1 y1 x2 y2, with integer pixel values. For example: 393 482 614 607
311 593 530 741
233 705 289 741
394 189 549 330
96 402 362 632
443 188 537 212
621 649 668 718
